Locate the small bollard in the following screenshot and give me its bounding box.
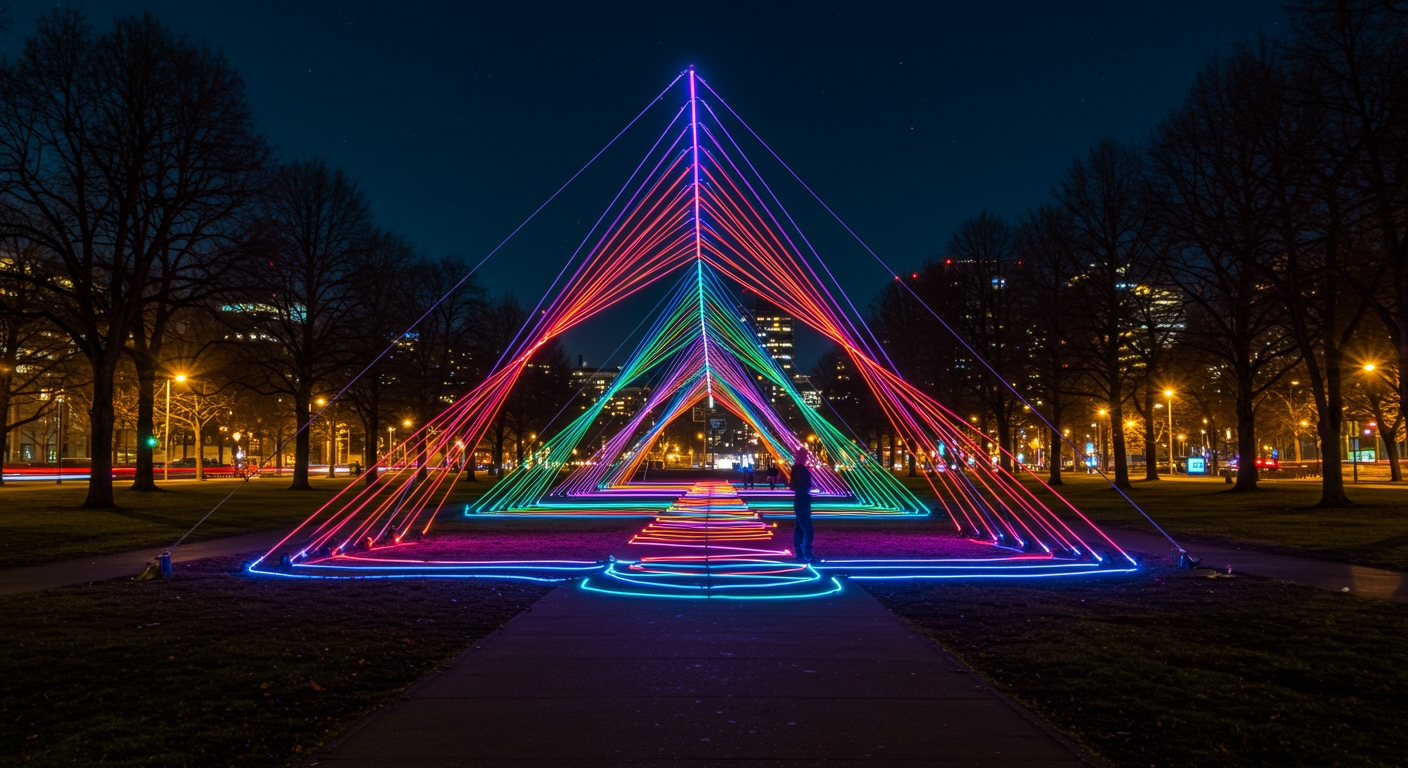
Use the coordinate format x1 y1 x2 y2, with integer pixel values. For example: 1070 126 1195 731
157 551 174 579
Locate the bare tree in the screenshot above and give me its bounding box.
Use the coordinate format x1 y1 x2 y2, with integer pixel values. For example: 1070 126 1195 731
0 12 266 505
170 375 235 481
342 232 416 486
1146 45 1306 489
240 159 374 490
1056 140 1155 488
400 254 486 479
1014 205 1081 484
1290 2 1408 485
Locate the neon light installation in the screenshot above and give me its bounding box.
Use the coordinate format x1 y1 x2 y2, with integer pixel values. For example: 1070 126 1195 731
248 67 1147 592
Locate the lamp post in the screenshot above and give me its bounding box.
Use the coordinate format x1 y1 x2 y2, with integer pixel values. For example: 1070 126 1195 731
1164 389 1175 475
1096 409 1107 473
387 426 395 470
55 390 64 484
163 374 186 481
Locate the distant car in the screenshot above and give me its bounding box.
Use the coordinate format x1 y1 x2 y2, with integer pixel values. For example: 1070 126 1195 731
1228 456 1279 471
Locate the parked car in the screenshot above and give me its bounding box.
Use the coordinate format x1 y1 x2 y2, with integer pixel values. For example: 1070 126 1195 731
167 457 227 468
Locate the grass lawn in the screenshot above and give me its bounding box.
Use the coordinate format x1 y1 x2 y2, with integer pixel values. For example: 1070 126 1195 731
0 474 495 568
0 553 552 768
902 473 1408 570
865 567 1408 768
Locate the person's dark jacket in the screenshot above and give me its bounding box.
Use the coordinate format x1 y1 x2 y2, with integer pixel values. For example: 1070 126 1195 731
790 462 812 496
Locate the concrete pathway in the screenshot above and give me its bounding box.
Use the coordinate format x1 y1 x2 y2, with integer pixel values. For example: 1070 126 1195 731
1104 527 1408 600
0 528 286 595
307 583 1100 768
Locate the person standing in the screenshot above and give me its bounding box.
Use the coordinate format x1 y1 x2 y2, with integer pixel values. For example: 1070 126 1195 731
766 463 778 490
790 448 815 561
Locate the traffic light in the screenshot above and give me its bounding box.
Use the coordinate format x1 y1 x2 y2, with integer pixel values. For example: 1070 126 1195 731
145 435 160 448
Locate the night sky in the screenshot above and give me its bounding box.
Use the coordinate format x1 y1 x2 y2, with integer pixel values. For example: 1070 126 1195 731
4 1 1287 369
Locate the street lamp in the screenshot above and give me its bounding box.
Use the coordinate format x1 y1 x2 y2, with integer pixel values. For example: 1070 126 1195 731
1164 389 1175 474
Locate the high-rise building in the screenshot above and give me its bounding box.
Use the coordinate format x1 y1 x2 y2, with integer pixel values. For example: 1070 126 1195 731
571 356 617 412
747 295 794 380
743 292 798 406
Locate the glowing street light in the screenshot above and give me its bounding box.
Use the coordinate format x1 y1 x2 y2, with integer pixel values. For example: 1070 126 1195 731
1164 389 1175 474
163 373 189 481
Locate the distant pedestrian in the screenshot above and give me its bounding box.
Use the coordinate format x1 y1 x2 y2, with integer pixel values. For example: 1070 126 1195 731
791 448 815 561
767 463 778 490
742 465 754 489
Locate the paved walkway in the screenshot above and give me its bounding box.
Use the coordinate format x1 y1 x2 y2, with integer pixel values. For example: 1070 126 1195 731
308 583 1100 768
0 529 286 595
1104 528 1408 601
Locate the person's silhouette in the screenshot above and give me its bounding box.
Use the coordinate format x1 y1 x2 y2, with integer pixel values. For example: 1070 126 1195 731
790 447 815 561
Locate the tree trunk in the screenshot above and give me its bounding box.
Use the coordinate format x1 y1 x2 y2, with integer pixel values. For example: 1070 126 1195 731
1110 400 1131 488
83 371 117 508
1233 378 1259 491
1107 344 1131 487
131 368 158 491
995 414 1013 472
1316 353 1351 507
193 421 207 481
291 393 313 490
0 385 10 488
1047 400 1063 485
1381 425 1402 482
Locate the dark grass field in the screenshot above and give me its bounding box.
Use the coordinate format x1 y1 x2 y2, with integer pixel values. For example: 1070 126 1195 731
865 566 1408 768
0 475 494 567
0 554 552 768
